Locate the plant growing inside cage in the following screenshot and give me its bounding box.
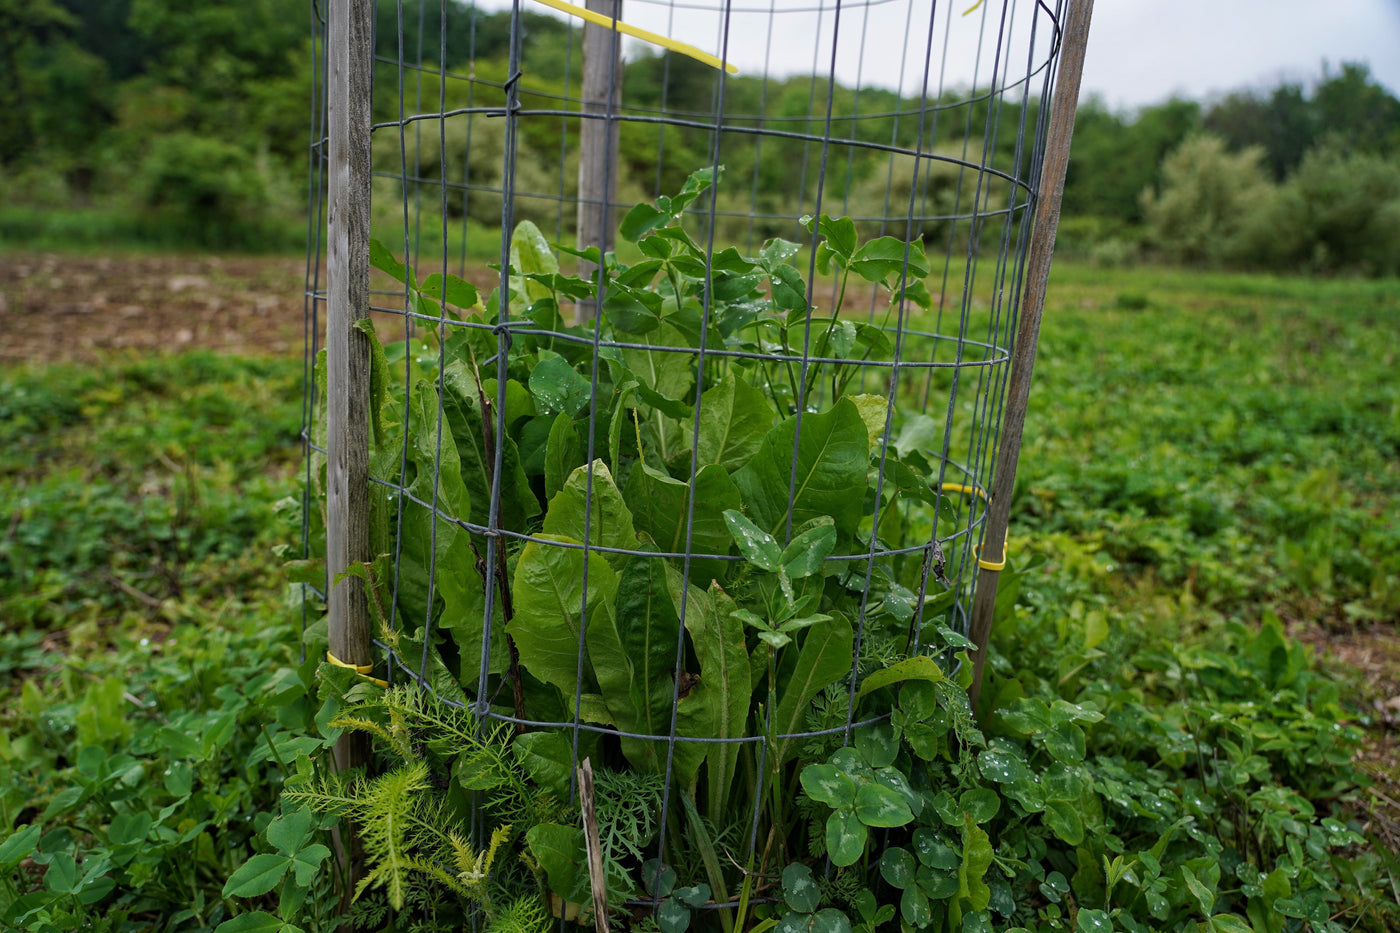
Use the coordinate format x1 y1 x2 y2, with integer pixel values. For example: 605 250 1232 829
296 168 1000 928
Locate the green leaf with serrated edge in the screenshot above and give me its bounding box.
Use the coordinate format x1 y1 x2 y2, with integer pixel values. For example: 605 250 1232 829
543 460 637 560
696 373 775 472
801 763 857 809
880 847 917 889
957 816 993 912
723 509 782 571
213 913 287 933
854 720 899 768
857 656 946 701
770 612 853 769
508 534 618 701
826 808 867 867
733 398 869 539
780 519 835 579
848 235 930 283
783 862 821 912
222 853 289 898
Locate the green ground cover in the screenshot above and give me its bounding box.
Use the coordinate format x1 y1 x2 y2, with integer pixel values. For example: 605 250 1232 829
0 263 1396 931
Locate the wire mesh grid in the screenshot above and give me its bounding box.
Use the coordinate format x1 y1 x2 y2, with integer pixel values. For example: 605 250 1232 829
303 0 1069 919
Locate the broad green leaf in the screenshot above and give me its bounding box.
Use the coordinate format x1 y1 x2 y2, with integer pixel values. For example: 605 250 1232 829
873 769 923 818
0 824 40 865
901 884 932 928
848 235 930 283
510 220 559 305
800 763 857 809
732 398 869 539
880 847 917 889
628 463 740 584
1043 799 1085 845
544 412 583 500
817 215 858 265
620 203 670 242
957 817 993 912
977 749 1031 784
1180 865 1215 915
265 807 316 855
857 656 947 700
826 808 867 867
696 373 775 472
222 853 289 898
855 783 915 828
603 285 662 335
525 823 591 905
513 730 575 799
543 460 638 560
1208 916 1253 933
44 851 78 894
854 720 899 768
508 533 618 701
782 862 821 912
780 518 836 579
1044 722 1086 763
529 355 592 418
671 573 752 824
848 394 891 448
369 238 410 283
723 509 782 571
1075 908 1112 932
214 914 287 933
959 788 999 824
770 612 854 769
912 829 960 870
289 844 331 887
809 908 853 933
621 320 695 403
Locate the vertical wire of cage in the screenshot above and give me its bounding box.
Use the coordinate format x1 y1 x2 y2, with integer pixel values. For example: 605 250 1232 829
310 0 1088 922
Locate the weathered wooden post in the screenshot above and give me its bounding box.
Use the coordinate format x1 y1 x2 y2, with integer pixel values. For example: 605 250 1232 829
326 0 374 906
576 0 624 321
966 0 1095 710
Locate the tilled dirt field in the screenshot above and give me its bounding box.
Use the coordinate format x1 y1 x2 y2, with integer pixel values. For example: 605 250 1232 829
1 252 311 365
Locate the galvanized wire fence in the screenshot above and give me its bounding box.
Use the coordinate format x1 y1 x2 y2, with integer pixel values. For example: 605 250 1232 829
302 0 1088 922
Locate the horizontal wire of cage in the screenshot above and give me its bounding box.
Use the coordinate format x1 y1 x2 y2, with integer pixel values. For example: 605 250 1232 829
304 0 1072 921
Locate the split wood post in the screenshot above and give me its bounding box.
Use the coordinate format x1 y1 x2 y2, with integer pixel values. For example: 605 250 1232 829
575 0 623 322
327 0 374 910
966 0 1095 711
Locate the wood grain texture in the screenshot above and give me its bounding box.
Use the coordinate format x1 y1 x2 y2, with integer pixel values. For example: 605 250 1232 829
967 0 1095 710
575 0 623 322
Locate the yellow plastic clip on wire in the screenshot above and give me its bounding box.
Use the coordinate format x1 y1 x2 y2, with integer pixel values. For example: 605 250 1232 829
937 483 1008 571
529 0 739 74
325 651 390 689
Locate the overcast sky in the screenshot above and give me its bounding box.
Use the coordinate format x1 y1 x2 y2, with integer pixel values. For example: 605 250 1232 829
507 0 1400 113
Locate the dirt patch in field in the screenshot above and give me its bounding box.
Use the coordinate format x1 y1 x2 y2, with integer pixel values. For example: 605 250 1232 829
1 252 312 365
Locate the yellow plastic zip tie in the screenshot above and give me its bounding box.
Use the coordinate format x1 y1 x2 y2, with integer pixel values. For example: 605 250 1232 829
529 0 739 74
325 651 390 689
938 483 1007 570
975 532 1009 572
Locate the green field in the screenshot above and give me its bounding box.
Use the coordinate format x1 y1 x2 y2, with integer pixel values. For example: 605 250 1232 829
1 261 1397 930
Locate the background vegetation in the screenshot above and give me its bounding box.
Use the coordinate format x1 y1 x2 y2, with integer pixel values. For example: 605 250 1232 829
4 0 1399 273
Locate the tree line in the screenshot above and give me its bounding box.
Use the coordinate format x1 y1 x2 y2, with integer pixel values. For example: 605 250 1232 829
3 0 1398 274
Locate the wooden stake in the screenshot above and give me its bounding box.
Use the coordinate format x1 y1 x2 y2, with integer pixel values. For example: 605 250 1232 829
575 0 623 322
966 0 1095 711
327 0 374 910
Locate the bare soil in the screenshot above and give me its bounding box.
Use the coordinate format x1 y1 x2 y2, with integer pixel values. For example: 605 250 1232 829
1 252 309 365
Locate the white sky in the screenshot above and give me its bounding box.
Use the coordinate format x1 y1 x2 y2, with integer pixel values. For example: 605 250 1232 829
504 0 1400 112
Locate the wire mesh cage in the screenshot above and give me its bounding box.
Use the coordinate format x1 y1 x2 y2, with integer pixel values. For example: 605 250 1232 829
303 0 1086 924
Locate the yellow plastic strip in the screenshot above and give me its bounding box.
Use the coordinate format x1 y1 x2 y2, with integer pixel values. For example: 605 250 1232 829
938 483 1007 571
529 0 739 74
325 651 390 689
